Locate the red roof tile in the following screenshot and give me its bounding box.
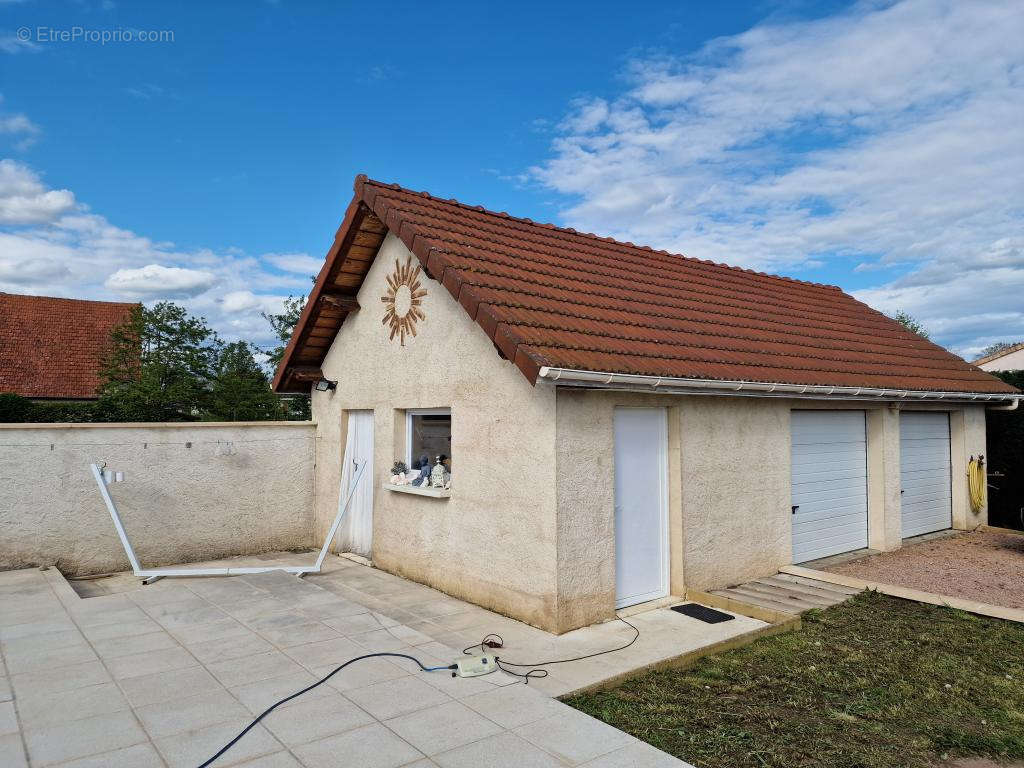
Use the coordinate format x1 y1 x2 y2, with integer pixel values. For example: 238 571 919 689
274 176 1017 397
0 293 138 400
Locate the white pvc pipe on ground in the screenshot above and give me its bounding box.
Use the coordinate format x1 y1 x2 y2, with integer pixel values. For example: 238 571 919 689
90 460 367 583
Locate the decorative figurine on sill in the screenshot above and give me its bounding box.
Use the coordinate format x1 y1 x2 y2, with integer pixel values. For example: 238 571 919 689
430 455 446 488
413 455 431 487
391 461 408 476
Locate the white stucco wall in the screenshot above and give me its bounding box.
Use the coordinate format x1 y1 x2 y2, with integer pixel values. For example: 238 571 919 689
0 422 316 575
978 347 1024 371
312 234 559 630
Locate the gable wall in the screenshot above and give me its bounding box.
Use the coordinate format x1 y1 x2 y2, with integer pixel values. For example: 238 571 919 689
312 234 559 629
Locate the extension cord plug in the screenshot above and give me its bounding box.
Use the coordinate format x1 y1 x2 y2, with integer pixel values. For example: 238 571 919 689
452 653 497 677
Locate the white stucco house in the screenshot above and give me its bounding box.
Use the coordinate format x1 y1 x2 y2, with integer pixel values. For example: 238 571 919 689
973 342 1024 372
274 175 1020 634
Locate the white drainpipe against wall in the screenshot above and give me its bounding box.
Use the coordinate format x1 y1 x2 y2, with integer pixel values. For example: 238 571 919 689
536 366 1021 408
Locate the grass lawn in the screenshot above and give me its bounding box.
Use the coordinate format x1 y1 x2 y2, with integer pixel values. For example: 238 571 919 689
565 592 1024 768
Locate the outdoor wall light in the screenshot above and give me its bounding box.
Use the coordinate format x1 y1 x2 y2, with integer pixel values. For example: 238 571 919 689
315 379 337 392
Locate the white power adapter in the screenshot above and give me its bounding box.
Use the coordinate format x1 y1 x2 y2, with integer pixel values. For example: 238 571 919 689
453 653 498 678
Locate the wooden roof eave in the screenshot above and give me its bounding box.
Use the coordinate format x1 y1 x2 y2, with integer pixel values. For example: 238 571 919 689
272 197 387 393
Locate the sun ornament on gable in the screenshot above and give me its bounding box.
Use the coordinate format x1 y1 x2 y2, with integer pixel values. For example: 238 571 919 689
381 256 427 345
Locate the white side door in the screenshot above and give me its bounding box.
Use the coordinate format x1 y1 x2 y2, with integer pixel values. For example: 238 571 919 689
339 410 374 557
791 410 868 563
614 407 669 609
900 412 952 538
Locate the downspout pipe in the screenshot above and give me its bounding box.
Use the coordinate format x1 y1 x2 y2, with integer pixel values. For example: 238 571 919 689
536 366 1020 407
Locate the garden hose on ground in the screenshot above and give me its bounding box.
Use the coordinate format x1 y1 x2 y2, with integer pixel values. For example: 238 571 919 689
968 456 986 514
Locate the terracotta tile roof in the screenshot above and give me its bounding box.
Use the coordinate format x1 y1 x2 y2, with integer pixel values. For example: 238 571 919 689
274 176 1017 397
0 293 138 400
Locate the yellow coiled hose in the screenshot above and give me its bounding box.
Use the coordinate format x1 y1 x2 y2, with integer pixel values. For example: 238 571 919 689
968 456 986 514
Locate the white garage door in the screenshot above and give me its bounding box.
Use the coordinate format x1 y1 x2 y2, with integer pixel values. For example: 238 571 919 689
791 410 869 563
900 412 952 539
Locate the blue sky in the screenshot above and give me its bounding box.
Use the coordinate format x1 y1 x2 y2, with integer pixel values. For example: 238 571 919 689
1 0 1022 356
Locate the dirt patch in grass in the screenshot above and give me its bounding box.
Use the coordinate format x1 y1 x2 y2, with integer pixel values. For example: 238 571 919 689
565 592 1024 768
826 531 1024 610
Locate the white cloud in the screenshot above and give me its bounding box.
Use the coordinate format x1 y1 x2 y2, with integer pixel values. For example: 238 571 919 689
105 264 217 297
0 158 312 346
532 0 1024 356
262 251 321 275
0 160 75 223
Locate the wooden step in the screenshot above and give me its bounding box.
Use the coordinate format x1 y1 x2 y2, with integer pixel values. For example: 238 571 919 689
737 581 838 609
713 586 820 614
770 572 860 595
756 576 854 604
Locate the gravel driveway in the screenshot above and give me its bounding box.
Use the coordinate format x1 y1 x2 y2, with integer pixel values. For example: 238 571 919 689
824 529 1024 610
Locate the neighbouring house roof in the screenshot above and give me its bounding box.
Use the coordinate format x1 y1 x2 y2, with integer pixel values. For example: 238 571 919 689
972 342 1024 367
0 293 138 400
274 176 1018 401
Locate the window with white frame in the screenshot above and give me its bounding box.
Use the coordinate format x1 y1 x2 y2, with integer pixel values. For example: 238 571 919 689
405 408 451 486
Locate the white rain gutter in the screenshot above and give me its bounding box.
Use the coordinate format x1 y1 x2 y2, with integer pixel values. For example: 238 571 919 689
536 367 1021 407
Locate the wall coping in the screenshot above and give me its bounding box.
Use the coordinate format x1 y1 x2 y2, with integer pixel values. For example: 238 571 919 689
0 421 316 430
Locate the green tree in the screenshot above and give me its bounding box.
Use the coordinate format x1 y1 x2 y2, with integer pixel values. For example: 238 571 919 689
97 302 220 421
262 291 311 420
262 294 307 367
979 341 1020 358
890 310 930 339
207 341 285 421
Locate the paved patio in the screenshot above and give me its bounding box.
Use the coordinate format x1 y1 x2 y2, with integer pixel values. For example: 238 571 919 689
0 555 768 767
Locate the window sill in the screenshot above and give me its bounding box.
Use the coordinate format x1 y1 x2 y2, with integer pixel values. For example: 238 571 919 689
382 483 451 499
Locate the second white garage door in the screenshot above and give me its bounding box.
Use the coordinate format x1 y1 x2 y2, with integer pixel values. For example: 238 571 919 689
900 412 952 538
791 410 869 563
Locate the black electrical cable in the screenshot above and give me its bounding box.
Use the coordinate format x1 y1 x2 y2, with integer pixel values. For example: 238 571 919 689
462 614 641 684
197 653 456 768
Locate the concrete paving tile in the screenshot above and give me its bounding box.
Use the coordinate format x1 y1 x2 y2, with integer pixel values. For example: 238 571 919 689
319 656 410 692
154 717 281 768
126 583 198 607
0 676 10 702
384 699 503 756
244 610 316 635
0 700 17 735
207 650 306 688
185 579 271 604
261 692 373 746
256 620 341 648
23 709 147 767
0 732 28 768
48 742 165 768
2 639 97 674
69 601 150 629
515 707 631 765
350 628 420 652
228 670 333 714
136 687 251 738
222 597 293 622
185 630 275 664
281 636 364 670
299 599 372 622
15 682 129 729
419 666 514 699
344 675 452 720
292 723 424 768
433 731 566 768
105 645 198 680
319 612 386 635
90 630 181 659
115 664 222 707
149 602 229 630
0 618 76 641
169 616 252 644
79 617 164 642
10 660 110 698
232 752 304 768
580 740 691 767
2 629 88 655
461 684 566 729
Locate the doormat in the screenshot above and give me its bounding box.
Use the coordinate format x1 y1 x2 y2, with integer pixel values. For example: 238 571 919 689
671 603 735 624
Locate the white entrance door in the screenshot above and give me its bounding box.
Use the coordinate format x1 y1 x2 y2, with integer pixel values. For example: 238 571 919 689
900 412 952 538
790 410 869 563
339 410 374 557
614 407 669 609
